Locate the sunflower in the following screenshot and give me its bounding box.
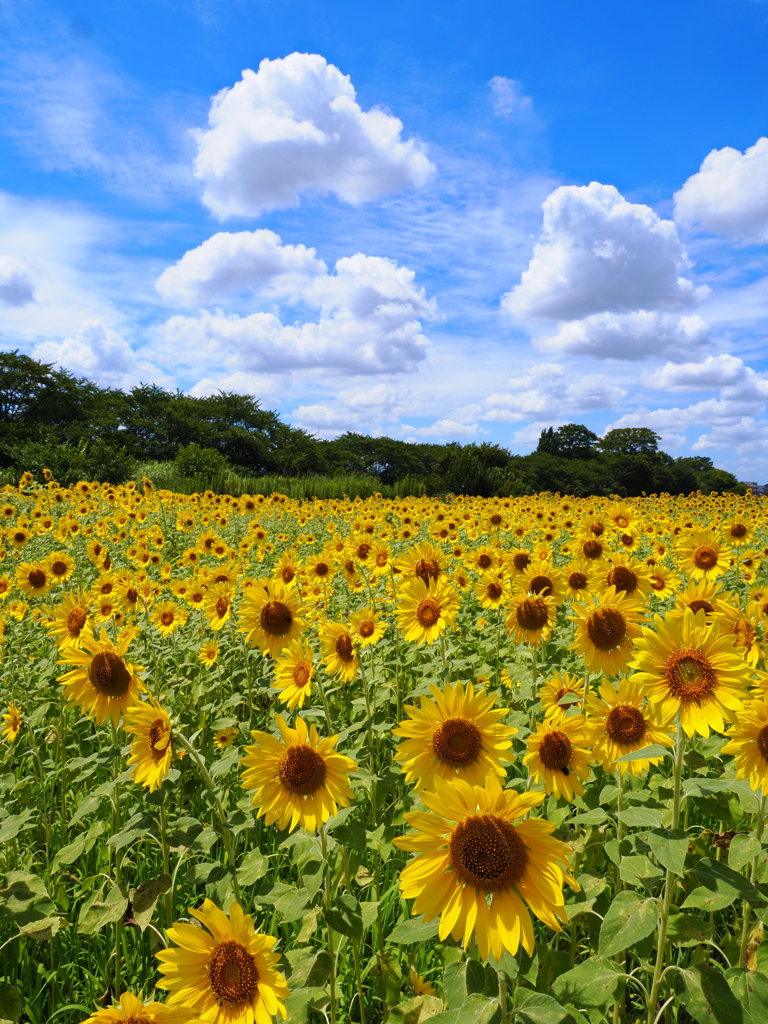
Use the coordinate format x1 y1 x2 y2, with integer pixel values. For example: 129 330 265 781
368 542 393 577
538 671 584 721
722 516 754 547
517 560 564 603
598 555 653 602
123 699 174 792
716 605 764 667
349 606 387 646
0 575 10 601
239 580 306 657
198 640 219 667
721 698 768 792
319 622 359 682
77 990 200 1024
151 600 189 638
585 678 675 776
505 592 557 647
646 564 681 600
214 726 239 749
304 552 336 584
571 587 645 676
203 582 236 632
42 550 75 585
1 701 22 743
523 716 594 802
273 638 315 708
408 969 437 997
15 561 51 598
241 714 356 833
156 898 289 1024
395 577 461 646
630 608 753 737
395 540 448 586
677 529 732 581
474 573 509 610
465 545 503 575
393 774 576 962
58 627 145 726
274 551 300 588
46 592 93 648
506 548 533 576
562 563 593 602
674 578 736 622
393 680 515 791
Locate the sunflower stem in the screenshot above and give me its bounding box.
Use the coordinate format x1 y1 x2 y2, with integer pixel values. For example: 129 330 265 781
646 722 685 1024
159 802 173 929
175 731 242 904
615 770 624 894
498 968 509 1024
738 789 766 966
110 721 124 997
320 825 338 1024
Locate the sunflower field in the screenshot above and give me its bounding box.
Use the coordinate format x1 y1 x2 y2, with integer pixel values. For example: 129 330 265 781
2 473 768 1024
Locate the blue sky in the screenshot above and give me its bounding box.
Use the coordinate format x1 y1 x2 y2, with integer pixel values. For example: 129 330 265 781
1 0 768 477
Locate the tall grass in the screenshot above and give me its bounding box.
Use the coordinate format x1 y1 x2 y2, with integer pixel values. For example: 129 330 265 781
137 462 427 500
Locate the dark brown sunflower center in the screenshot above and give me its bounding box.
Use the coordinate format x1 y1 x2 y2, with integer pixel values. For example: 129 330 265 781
160 611 174 626
730 524 748 539
281 566 295 583
590 522 605 537
490 514 502 526
529 574 553 596
513 552 531 572
538 731 572 769
582 540 603 560
126 588 139 604
215 596 229 618
121 1015 151 1024
569 572 588 590
586 608 627 651
314 562 329 577
731 618 755 649
27 569 46 588
358 620 375 638
88 651 131 698
688 599 714 615
757 725 768 762
449 814 528 892
335 633 354 661
278 744 327 795
516 597 549 631
606 705 646 744
665 649 716 701
260 601 292 635
486 582 503 602
693 546 718 570
649 574 665 591
620 534 634 547
375 552 388 566
477 554 493 569
416 597 441 628
66 607 87 635
293 663 311 688
606 566 638 594
357 544 371 560
432 718 483 767
148 718 169 757
207 939 259 1005
415 558 439 584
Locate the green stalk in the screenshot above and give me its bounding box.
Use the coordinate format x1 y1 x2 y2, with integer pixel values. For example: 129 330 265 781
646 723 685 1024
320 825 337 1024
175 731 242 904
738 789 766 966
111 722 124 996
159 802 173 929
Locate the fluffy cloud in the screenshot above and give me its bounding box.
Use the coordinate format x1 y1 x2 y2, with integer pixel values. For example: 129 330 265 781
641 353 749 390
489 77 533 118
33 321 171 390
291 383 415 437
674 137 768 243
482 362 627 422
0 256 35 306
192 52 435 219
535 310 710 361
156 229 327 306
503 182 707 321
156 245 436 376
691 418 768 455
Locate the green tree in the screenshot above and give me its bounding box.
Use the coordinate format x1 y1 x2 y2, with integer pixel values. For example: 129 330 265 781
536 424 599 459
598 427 661 457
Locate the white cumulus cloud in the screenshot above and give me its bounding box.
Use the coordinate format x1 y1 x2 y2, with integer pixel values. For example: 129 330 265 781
641 353 749 390
503 182 708 321
32 321 172 390
192 52 435 219
535 310 711 361
674 137 768 243
482 362 627 422
0 255 35 306
155 229 327 306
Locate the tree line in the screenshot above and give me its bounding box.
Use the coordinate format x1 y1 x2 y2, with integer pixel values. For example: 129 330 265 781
0 350 744 496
